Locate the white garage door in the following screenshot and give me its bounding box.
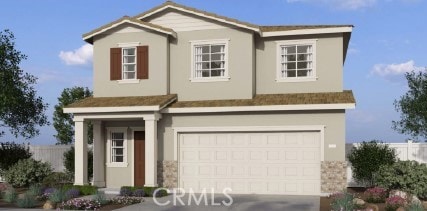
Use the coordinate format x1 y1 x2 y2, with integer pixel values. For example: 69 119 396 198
179 131 321 195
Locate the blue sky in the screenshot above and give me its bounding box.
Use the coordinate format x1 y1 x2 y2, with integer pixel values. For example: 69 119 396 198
0 0 426 144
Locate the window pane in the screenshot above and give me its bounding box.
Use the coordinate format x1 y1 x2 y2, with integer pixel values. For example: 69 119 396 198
211 45 223 53
287 70 296 77
114 140 124 147
115 148 123 155
297 70 309 77
297 45 309 53
211 53 223 61
202 54 209 61
211 61 222 69
115 156 123 162
123 64 135 72
202 70 210 77
297 54 309 61
124 56 135 63
211 69 221 77
112 132 124 140
297 62 308 69
124 72 135 79
287 62 296 69
202 62 210 70
285 46 296 54
202 46 210 53
123 48 135 56
286 55 296 62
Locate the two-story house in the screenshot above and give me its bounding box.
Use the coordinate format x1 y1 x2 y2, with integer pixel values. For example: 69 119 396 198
64 1 355 196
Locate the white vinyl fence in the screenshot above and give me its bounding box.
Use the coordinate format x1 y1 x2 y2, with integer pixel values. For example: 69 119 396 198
0 145 72 182
346 141 427 187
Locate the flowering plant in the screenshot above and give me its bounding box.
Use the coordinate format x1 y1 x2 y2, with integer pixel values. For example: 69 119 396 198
385 195 406 211
38 187 57 201
111 196 143 205
364 187 387 203
59 198 101 210
66 188 80 199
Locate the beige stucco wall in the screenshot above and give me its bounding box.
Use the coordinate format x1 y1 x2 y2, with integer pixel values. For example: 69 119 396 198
92 24 169 97
169 28 254 101
256 33 344 94
104 121 145 188
158 111 346 162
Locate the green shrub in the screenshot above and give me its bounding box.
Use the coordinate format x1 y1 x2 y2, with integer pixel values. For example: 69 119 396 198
93 190 110 205
330 192 357 211
375 160 427 198
27 183 43 197
2 187 18 203
4 158 52 187
63 147 93 180
16 193 37 208
42 172 73 188
347 140 397 187
49 188 67 203
120 186 167 197
62 184 97 196
407 202 424 211
0 142 32 176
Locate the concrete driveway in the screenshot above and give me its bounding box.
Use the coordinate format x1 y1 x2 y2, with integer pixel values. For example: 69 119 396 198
115 194 320 211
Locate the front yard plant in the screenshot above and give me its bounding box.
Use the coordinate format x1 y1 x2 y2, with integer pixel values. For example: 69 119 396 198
375 160 427 199
4 158 52 187
364 187 387 203
59 198 101 210
16 193 37 208
347 140 397 187
329 192 357 211
2 187 17 203
0 142 32 177
385 195 406 211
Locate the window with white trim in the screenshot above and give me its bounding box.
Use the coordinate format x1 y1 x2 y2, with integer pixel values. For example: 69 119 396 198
277 40 317 82
122 48 136 80
191 39 229 81
106 128 128 167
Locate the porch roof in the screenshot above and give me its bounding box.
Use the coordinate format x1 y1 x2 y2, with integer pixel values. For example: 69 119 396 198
169 90 355 108
65 94 177 109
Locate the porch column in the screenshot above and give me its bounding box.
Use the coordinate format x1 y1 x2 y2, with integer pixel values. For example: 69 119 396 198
74 119 88 185
92 121 105 187
144 113 161 187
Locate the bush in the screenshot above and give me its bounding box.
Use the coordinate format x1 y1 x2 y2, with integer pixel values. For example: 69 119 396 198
73 185 97 195
329 192 357 211
16 193 37 208
49 189 67 203
385 195 406 211
40 187 56 201
111 196 143 205
120 186 133 196
133 189 146 197
0 183 11 192
27 184 43 197
364 187 388 203
347 140 397 187
0 142 32 176
375 160 427 198
93 190 109 205
65 188 80 199
407 202 424 211
63 147 93 180
60 198 101 210
4 158 52 187
2 187 18 203
42 172 73 188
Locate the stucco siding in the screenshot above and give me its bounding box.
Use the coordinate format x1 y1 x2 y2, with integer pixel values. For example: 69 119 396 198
256 33 344 94
158 111 346 162
93 24 169 97
169 28 254 101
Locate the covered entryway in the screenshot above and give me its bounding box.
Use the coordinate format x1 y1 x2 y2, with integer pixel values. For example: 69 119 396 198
178 131 321 195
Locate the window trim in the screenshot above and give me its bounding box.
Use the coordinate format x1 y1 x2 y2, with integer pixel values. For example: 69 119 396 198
106 127 128 168
275 39 318 83
189 39 230 82
116 42 141 83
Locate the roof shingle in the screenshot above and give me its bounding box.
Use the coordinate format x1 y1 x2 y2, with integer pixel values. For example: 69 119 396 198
66 94 177 108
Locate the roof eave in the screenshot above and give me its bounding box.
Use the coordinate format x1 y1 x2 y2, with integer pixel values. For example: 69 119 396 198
261 26 353 37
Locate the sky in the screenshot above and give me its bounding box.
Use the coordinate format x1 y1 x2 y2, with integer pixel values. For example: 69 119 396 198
0 0 426 145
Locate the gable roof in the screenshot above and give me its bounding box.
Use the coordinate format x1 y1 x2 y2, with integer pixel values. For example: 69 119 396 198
83 16 177 44
260 25 353 37
134 1 260 33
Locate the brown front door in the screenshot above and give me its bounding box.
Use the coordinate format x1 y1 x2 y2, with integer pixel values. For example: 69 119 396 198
134 131 145 187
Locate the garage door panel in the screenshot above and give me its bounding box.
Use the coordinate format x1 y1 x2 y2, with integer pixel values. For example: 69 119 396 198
179 132 321 195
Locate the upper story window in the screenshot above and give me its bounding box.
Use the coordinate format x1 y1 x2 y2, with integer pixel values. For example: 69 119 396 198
276 40 317 82
110 43 149 83
190 39 230 82
122 48 136 80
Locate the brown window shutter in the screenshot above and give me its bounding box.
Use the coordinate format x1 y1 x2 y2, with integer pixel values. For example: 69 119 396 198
110 48 122 80
137 46 148 79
